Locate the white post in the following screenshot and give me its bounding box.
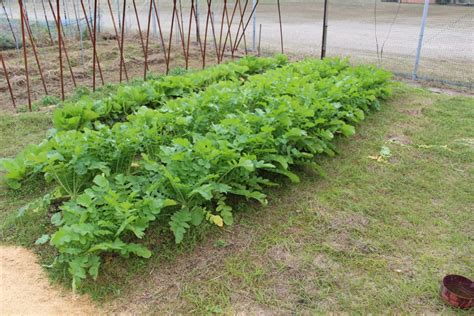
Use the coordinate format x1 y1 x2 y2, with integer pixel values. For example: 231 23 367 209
116 0 121 29
252 0 256 51
98 1 101 33
195 0 200 40
413 0 430 80
33 0 39 27
152 0 157 35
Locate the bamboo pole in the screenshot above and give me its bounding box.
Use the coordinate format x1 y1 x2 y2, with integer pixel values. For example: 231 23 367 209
217 0 227 63
221 0 238 60
106 0 129 81
92 0 97 90
165 0 177 74
19 0 32 110
119 0 127 82
22 4 49 95
233 0 258 52
144 0 153 79
79 0 104 84
41 0 55 45
237 0 248 55
132 0 147 68
152 0 169 69
0 53 17 108
48 0 78 87
57 0 64 100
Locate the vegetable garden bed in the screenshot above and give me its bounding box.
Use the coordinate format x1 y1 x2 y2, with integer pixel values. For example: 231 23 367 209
1 56 391 290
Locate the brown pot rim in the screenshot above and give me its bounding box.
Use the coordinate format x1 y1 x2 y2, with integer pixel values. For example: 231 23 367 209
442 274 474 300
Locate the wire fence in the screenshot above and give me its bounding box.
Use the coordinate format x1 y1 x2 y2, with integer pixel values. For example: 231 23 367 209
254 0 473 89
0 0 473 111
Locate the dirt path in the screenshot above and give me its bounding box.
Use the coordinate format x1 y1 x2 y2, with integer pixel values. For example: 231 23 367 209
0 246 98 315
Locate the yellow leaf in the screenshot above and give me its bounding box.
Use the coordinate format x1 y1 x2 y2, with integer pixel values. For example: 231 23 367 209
212 215 224 227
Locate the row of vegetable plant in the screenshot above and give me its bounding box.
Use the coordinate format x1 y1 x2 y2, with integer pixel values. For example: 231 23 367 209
52 55 288 131
2 56 287 191
1 57 392 290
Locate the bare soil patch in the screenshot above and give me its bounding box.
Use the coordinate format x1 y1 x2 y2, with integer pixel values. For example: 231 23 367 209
0 246 98 315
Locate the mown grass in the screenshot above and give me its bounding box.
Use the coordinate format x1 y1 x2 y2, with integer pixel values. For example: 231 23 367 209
0 83 473 314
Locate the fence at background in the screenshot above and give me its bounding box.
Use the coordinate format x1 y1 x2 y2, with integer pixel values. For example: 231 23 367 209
254 0 473 89
0 0 473 111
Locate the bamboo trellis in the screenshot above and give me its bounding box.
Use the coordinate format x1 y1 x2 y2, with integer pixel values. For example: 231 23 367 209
1 0 286 110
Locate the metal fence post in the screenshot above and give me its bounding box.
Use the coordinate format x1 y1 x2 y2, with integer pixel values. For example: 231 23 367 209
252 0 256 51
152 0 157 35
196 0 201 41
321 0 328 59
116 0 121 29
413 0 430 80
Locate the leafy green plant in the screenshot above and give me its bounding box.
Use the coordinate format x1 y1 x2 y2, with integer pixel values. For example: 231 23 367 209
2 57 392 289
38 95 61 107
0 34 20 50
50 173 177 289
52 55 288 131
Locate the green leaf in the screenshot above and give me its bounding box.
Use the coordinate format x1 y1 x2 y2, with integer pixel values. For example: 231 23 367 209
164 199 178 206
340 124 356 137
230 188 267 204
126 243 152 258
190 184 214 200
51 212 64 226
169 209 192 243
68 256 88 291
380 146 392 159
35 234 50 245
93 175 109 187
6 179 21 190
173 138 191 148
76 194 93 208
238 158 255 172
217 201 233 225
269 168 300 183
88 256 101 280
190 207 205 226
115 216 138 237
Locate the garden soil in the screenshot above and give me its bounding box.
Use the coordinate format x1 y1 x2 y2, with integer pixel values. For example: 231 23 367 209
0 246 98 315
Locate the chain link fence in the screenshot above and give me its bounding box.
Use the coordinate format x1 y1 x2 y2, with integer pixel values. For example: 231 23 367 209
254 0 473 89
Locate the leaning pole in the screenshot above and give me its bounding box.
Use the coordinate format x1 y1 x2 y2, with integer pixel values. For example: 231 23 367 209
413 0 430 80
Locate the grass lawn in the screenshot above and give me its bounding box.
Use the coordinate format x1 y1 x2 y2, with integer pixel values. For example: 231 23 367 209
0 83 473 314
